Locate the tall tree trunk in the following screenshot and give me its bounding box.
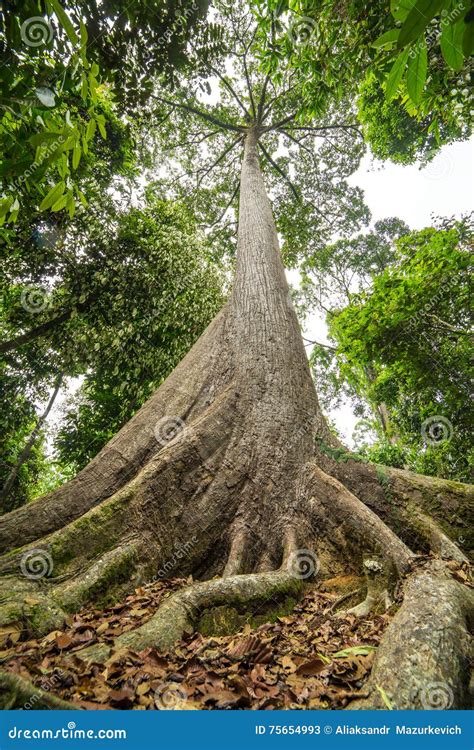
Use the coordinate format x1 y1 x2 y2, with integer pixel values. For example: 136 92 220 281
0 128 471 710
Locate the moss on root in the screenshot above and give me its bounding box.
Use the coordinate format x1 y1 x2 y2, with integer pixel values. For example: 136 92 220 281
55 544 140 613
198 595 298 636
49 491 133 574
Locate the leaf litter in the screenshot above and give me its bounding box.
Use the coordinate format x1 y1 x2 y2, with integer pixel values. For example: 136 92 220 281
1 578 393 710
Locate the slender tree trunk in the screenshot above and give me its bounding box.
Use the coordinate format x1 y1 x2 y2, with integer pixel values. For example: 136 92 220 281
0 374 63 512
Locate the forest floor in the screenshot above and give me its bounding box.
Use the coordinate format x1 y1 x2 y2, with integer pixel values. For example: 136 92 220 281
0 577 395 710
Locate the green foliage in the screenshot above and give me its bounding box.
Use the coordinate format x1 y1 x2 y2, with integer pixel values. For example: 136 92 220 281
260 0 472 163
0 194 224 501
0 0 217 230
327 217 473 481
357 74 465 164
377 0 473 92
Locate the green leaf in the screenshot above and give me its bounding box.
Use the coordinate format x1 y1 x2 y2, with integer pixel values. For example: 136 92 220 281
80 20 88 46
385 49 410 100
0 197 13 218
398 0 448 48
376 685 394 709
39 181 65 211
407 39 427 104
72 142 81 169
50 0 79 45
462 18 474 56
372 29 400 48
391 0 416 22
95 115 107 139
440 17 465 69
51 193 68 211
66 190 75 218
85 118 97 142
29 131 63 148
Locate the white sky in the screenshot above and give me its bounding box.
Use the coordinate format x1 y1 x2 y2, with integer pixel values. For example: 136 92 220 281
298 135 474 445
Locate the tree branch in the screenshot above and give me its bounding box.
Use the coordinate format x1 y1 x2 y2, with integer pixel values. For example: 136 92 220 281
196 136 243 188
256 72 271 125
279 128 316 161
0 374 63 508
208 65 251 118
204 182 240 229
425 314 470 335
262 112 298 133
303 338 336 351
0 286 103 354
286 124 363 138
258 143 300 201
152 95 244 133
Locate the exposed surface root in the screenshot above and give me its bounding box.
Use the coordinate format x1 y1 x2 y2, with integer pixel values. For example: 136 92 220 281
348 560 474 710
303 463 413 589
0 672 76 710
346 555 394 618
406 509 468 563
79 570 303 663
0 309 231 554
321 454 473 558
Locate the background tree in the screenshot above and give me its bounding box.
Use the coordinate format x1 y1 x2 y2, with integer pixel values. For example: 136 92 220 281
0 191 224 511
299 218 409 443
327 216 473 482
